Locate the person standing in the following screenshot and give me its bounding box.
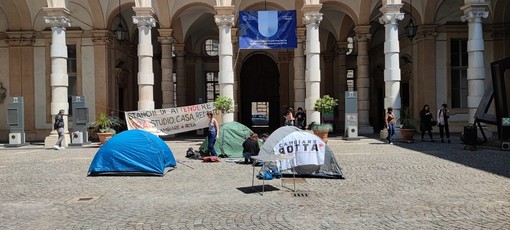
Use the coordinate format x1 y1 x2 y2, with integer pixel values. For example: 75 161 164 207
206 111 219 156
242 133 260 164
53 109 65 150
385 107 396 144
437 103 451 143
420 104 435 142
284 107 295 126
295 107 306 129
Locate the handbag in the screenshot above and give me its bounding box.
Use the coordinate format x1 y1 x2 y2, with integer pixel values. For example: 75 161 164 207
430 118 437 126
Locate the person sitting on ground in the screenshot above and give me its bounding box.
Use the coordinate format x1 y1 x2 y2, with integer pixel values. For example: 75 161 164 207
242 133 260 164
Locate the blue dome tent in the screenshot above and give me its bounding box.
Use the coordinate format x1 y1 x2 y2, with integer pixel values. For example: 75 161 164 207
88 130 176 176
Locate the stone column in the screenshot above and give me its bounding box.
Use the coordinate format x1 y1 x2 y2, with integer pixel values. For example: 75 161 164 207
43 9 71 148
174 43 185 106
132 8 156 110
354 26 373 134
215 7 235 123
302 3 323 125
461 1 489 123
335 41 348 129
158 29 175 108
379 3 404 124
294 28 306 113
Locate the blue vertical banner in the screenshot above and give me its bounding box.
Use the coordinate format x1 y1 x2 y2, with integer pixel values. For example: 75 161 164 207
238 10 297 49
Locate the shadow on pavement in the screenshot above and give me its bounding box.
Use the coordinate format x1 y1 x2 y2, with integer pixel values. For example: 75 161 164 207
391 134 510 179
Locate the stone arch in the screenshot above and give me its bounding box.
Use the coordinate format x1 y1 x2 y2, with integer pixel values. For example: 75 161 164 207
492 0 510 23
320 1 357 49
0 8 8 32
434 0 465 25
321 1 358 26
170 2 216 43
107 1 137 43
155 0 170 28
239 2 286 11
239 52 280 130
66 1 94 30
87 0 106 29
0 0 31 30
423 0 440 24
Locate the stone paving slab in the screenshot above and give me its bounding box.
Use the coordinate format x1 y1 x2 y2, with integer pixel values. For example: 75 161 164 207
1 136 510 229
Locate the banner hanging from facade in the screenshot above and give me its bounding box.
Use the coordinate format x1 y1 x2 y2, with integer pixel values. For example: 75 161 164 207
239 10 297 49
124 103 214 135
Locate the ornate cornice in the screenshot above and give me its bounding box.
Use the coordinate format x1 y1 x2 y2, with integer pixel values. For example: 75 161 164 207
415 25 438 41
303 12 323 25
6 32 35 46
215 14 235 27
91 30 113 46
133 16 156 28
44 16 71 28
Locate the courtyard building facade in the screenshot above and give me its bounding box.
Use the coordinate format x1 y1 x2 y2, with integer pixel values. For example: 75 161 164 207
0 0 508 143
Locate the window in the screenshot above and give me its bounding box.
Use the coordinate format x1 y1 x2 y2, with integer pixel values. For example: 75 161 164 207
450 40 468 109
205 39 219 56
67 45 77 116
205 72 219 102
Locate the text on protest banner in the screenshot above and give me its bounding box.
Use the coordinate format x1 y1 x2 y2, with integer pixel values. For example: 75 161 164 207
124 103 214 135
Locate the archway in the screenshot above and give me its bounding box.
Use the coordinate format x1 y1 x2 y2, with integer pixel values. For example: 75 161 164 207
240 53 280 131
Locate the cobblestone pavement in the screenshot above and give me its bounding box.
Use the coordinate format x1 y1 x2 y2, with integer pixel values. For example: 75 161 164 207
1 135 510 229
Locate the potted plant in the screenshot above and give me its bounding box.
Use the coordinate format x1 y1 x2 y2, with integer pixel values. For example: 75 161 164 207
312 95 338 143
213 96 233 124
398 107 417 143
213 96 233 113
87 112 124 145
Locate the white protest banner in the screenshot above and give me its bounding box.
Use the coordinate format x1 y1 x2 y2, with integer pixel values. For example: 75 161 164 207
124 102 214 135
273 132 326 170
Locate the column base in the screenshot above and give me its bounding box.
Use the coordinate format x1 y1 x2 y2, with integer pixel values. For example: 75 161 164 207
44 130 70 149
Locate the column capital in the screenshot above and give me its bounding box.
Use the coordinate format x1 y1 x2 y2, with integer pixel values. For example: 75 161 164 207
461 10 489 23
461 2 490 23
215 14 235 27
133 15 156 28
44 16 71 28
379 4 404 24
336 41 348 55
174 43 185 56
157 28 173 37
379 12 404 24
303 12 323 25
355 33 371 42
157 36 174 45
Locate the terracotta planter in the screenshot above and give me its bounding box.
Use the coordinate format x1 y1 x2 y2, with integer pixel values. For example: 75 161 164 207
97 133 113 145
400 129 415 143
313 130 329 144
